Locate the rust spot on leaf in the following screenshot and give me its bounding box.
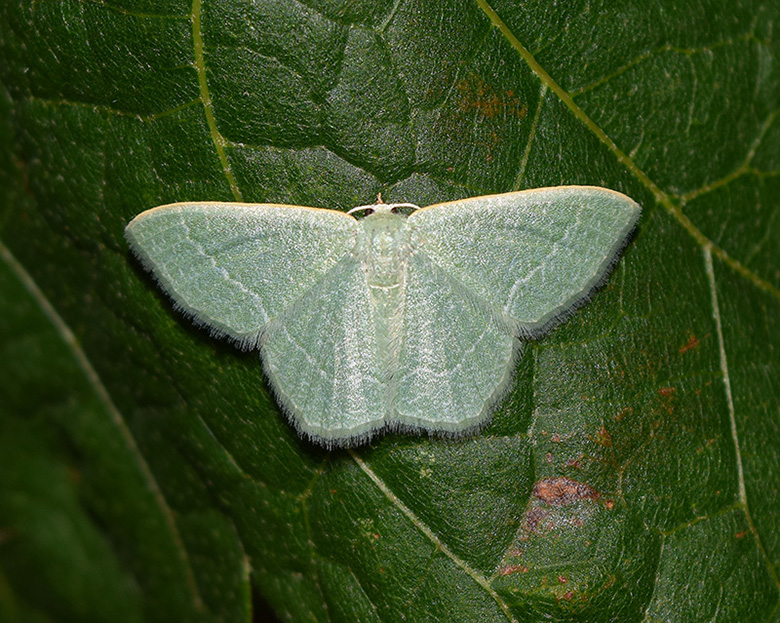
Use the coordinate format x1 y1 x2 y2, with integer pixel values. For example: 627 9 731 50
658 387 676 397
523 508 549 534
679 333 700 353
0 529 16 546
735 530 749 539
67 466 82 485
594 425 612 447
456 74 528 120
498 564 528 576
533 477 600 505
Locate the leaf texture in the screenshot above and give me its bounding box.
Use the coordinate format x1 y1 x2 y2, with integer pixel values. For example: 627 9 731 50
1 0 779 621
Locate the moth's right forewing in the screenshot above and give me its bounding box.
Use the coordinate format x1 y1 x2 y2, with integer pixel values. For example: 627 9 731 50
408 187 640 337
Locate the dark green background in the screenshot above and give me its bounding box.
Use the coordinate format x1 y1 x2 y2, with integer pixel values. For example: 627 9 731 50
1 0 778 621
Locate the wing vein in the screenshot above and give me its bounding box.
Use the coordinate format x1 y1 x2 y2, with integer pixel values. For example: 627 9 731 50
179 214 269 325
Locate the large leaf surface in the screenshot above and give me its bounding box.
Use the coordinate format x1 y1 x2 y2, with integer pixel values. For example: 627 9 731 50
1 1 779 621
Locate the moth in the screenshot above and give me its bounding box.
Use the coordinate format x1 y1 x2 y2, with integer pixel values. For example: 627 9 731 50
126 186 640 447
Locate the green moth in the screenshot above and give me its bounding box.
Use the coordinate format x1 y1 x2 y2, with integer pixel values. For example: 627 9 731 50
126 186 640 447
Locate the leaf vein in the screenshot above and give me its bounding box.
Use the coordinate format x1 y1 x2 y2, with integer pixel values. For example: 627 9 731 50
513 82 546 190
0 240 205 610
705 246 780 589
349 450 518 623
476 0 780 302
191 0 242 201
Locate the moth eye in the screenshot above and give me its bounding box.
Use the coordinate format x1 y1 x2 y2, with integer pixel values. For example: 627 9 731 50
389 203 419 216
352 207 374 218
345 204 377 217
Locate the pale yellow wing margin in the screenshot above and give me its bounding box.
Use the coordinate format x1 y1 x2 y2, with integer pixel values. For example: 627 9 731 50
125 202 358 348
408 186 641 337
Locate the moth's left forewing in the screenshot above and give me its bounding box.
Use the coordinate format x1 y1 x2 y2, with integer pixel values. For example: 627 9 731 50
407 186 641 337
125 202 360 348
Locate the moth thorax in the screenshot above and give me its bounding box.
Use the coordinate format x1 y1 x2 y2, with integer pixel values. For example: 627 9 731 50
359 213 410 288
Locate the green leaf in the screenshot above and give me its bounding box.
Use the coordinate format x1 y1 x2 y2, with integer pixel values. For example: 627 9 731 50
1 0 778 621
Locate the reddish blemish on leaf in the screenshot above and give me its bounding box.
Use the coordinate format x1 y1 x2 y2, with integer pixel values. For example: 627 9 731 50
594 425 612 446
558 575 568 584
498 564 528 576
735 531 749 539
545 452 553 463
524 508 549 534
67 466 83 485
532 477 600 505
658 386 676 397
456 74 528 120
679 333 700 353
